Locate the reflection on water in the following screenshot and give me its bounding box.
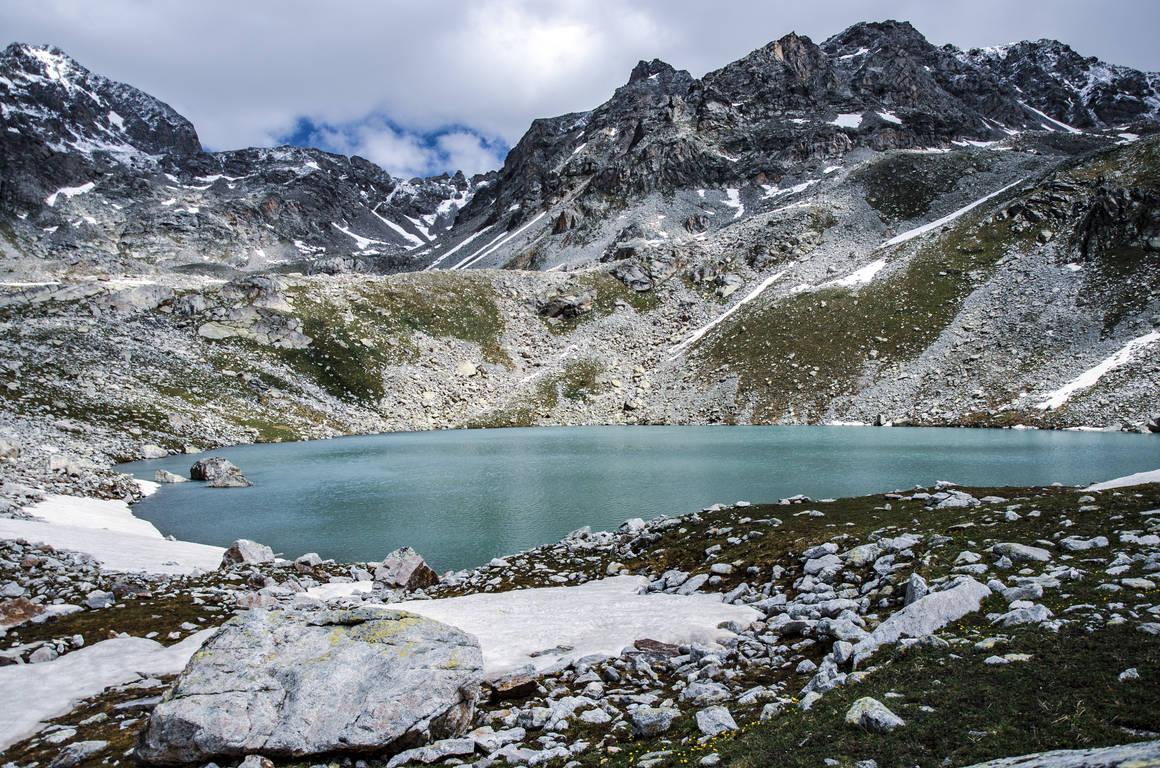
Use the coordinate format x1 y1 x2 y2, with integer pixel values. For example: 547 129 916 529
118 425 1159 572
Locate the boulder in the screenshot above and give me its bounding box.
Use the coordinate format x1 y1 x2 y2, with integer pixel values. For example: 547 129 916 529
0 597 44 626
853 577 991 665
956 740 1160 768
992 542 1052 563
209 473 253 488
141 444 168 460
190 457 245 484
845 697 905 733
631 707 677 737
135 606 483 765
696 706 738 737
0 438 22 458
220 539 275 568
374 546 440 591
154 469 188 484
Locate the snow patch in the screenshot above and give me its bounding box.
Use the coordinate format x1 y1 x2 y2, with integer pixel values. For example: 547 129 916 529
389 576 758 678
1087 468 1160 491
722 188 744 219
876 111 902 125
828 258 888 289
44 182 95 207
830 113 863 129
1036 331 1160 410
1018 101 1082 134
0 630 214 749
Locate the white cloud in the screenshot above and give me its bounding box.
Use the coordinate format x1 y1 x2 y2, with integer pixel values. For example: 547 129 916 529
435 132 506 177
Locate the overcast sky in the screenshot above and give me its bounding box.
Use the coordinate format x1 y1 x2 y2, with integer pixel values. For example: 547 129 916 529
3 0 1158 179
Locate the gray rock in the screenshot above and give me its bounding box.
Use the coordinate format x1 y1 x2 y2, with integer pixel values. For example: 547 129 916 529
219 539 275 568
993 542 1052 563
209 473 253 488
374 546 439 590
48 740 107 768
0 438 20 458
469 725 526 753
141 444 168 460
844 697 905 733
1059 536 1109 552
993 604 1054 627
680 681 730 705
385 738 476 768
676 574 710 595
956 740 1160 768
189 456 245 483
853 577 991 665
136 606 483 765
154 469 188 484
695 706 738 737
238 757 273 768
631 707 678 736
904 573 928 605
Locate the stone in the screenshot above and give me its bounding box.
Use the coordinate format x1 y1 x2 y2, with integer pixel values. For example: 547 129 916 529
136 606 483 765
487 672 539 701
374 546 439 590
189 456 245 483
955 741 1160 768
631 707 677 737
219 539 275 568
0 438 20 458
580 707 612 724
904 573 928 606
239 756 273 768
48 740 107 768
1 582 25 599
29 645 59 663
141 444 168 459
680 681 730 705
993 604 1054 627
845 697 905 733
843 543 882 568
294 552 323 569
695 706 738 737
1059 536 1108 552
154 469 188 484
84 589 115 609
853 577 991 665
1118 668 1140 681
209 473 253 488
469 725 526 753
992 543 1052 563
385 737 476 768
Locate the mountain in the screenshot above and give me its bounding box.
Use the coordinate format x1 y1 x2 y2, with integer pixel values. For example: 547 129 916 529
0 43 491 276
0 21 1158 493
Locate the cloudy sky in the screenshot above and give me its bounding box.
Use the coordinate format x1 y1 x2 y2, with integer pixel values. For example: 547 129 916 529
3 1 1158 178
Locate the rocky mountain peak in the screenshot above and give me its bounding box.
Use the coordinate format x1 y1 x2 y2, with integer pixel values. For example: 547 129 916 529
1 41 201 158
628 58 676 84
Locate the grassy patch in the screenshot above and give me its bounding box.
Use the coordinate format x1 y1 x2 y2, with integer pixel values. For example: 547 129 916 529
543 272 661 335
465 358 608 428
693 196 1034 422
273 273 509 404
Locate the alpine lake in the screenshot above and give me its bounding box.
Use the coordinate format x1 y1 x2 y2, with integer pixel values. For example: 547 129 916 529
118 425 1160 572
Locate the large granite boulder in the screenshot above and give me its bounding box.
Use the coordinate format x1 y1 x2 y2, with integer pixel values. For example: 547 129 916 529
219 539 275 568
135 606 483 765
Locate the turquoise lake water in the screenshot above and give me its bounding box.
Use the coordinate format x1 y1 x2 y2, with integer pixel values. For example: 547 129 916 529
118 426 1160 572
